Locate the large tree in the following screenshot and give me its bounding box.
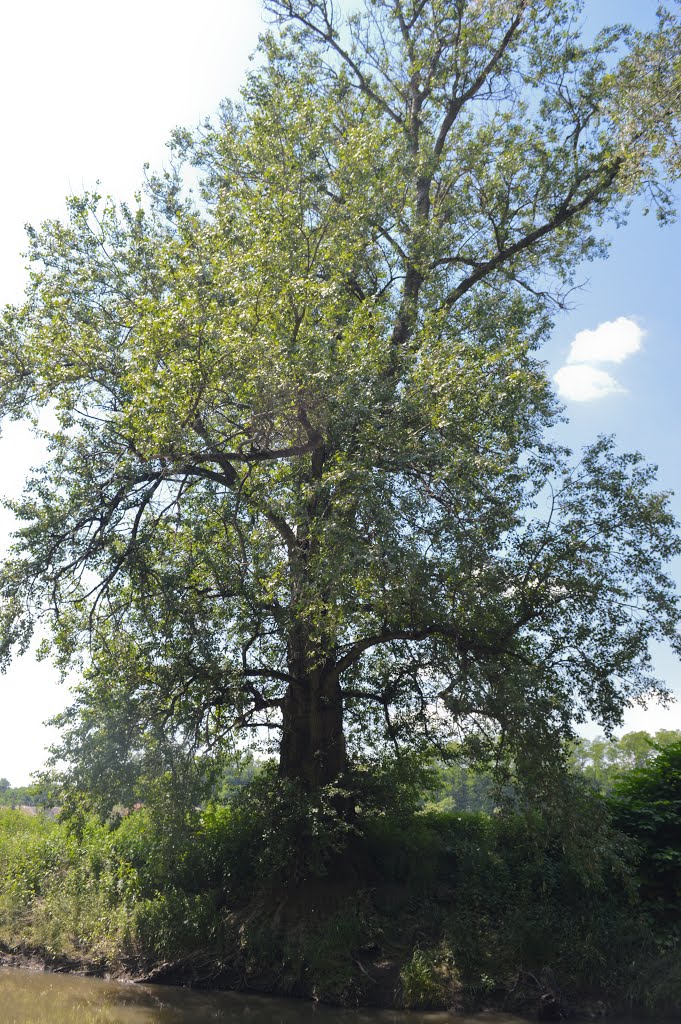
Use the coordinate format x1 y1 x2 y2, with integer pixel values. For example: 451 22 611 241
0 0 680 795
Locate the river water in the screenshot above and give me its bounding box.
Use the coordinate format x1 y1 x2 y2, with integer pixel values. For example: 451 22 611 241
0 967 533 1024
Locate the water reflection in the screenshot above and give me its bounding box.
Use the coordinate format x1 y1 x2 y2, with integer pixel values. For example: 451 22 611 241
0 967 529 1024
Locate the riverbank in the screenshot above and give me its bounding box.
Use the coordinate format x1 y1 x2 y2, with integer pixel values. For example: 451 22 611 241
0 881 674 1018
0 965 544 1024
0 942 610 1021
0 910 671 1019
0 783 679 1018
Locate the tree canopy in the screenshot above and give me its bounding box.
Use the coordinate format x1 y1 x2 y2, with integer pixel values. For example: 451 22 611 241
0 0 680 798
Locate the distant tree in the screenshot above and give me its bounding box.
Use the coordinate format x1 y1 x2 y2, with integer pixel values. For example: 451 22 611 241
0 782 45 808
571 730 681 792
0 1 680 800
428 760 499 814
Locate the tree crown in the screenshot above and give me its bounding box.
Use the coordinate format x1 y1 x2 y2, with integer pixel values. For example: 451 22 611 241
0 0 680 796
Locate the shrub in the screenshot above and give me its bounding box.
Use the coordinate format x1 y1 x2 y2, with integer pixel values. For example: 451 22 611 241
399 945 460 1009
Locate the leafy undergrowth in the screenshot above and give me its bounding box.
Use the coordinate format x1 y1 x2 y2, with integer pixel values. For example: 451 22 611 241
0 769 679 1016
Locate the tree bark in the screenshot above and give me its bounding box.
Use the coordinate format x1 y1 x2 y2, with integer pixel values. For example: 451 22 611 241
279 667 346 790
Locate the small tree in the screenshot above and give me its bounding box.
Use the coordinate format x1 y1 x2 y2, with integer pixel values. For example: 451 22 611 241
0 1 680 797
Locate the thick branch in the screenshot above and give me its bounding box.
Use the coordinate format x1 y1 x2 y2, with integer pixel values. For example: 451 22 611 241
242 667 296 685
332 624 455 678
442 159 622 308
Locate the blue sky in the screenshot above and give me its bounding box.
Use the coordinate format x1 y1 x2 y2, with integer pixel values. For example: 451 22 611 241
0 1 678 784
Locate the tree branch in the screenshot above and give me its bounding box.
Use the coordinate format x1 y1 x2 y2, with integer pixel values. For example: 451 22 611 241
265 0 403 124
434 1 530 157
332 623 458 678
442 159 622 308
242 667 296 685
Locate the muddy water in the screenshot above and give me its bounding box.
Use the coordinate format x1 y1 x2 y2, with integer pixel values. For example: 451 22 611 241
0 968 531 1024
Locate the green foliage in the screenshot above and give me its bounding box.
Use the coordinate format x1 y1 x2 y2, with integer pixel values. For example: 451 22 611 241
126 888 219 965
349 749 441 817
209 764 358 886
427 763 498 814
426 729 681 813
0 810 132 961
608 740 681 919
0 0 679 794
44 678 229 818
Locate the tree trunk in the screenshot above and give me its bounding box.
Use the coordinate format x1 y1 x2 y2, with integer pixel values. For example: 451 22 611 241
279 668 346 790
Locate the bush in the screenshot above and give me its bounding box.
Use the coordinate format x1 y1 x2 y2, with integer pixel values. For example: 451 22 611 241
208 765 358 886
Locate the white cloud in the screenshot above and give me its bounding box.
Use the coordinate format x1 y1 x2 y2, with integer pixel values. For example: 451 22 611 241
553 364 625 402
554 316 645 402
567 317 645 365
